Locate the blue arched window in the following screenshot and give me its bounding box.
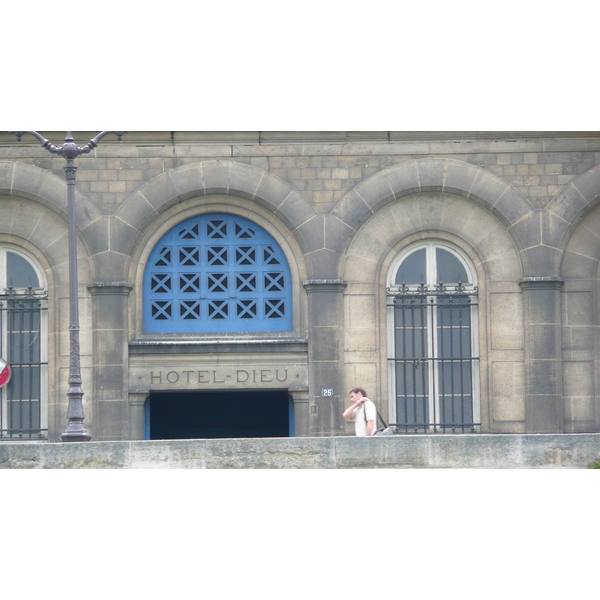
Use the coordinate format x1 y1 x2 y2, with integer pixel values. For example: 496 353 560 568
143 214 292 333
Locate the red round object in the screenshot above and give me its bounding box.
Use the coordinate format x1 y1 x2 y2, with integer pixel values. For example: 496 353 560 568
0 359 11 388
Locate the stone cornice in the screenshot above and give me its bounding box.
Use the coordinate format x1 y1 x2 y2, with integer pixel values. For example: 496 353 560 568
303 279 348 293
2 132 599 172
87 282 133 295
518 276 565 290
1 131 599 143
1 130 599 149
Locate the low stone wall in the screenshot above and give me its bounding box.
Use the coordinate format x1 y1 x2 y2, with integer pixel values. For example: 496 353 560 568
2 433 600 468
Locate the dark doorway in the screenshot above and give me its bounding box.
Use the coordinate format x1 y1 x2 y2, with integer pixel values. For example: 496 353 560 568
146 390 292 440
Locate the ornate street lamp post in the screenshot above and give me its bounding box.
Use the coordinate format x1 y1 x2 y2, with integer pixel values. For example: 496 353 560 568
10 131 127 441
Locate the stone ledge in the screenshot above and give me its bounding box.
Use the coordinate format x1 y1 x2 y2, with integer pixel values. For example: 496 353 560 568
1 434 599 469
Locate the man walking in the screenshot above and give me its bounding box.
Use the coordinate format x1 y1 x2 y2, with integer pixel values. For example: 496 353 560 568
343 387 376 436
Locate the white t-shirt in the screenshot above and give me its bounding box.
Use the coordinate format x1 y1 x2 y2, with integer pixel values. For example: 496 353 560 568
352 399 377 436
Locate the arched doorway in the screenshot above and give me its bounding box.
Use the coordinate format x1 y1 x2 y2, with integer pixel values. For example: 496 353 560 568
145 390 293 439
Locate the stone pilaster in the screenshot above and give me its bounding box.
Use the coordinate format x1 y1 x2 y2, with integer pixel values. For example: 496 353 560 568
87 282 133 440
128 393 148 440
303 279 347 436
519 277 564 432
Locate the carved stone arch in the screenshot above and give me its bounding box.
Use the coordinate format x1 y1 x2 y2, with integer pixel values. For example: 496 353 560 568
119 162 314 336
330 157 535 277
0 160 102 229
130 199 309 336
342 191 523 292
0 160 104 281
548 163 600 257
115 160 318 263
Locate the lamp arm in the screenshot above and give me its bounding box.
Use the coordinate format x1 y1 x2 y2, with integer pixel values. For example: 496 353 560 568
83 131 128 153
9 131 62 154
10 130 127 156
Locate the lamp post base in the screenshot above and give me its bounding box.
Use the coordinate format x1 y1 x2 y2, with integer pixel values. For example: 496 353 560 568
61 432 92 442
60 433 92 442
60 419 92 442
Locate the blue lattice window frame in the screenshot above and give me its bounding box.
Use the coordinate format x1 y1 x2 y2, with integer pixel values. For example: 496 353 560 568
143 214 293 333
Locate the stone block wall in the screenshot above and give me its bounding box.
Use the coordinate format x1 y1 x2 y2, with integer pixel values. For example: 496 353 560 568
1 132 600 440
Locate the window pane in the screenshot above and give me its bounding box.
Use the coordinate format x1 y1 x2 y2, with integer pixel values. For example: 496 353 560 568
436 248 468 283
7 252 39 288
8 399 41 430
437 300 472 359
8 301 42 363
395 248 426 284
439 392 472 426
394 298 428 359
395 362 429 426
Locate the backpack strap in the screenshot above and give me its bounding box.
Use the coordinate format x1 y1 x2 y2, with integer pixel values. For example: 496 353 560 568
375 406 388 428
363 400 388 428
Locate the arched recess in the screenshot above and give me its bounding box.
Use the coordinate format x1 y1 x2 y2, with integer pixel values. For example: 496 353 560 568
559 190 600 433
548 164 600 259
330 157 535 278
0 191 95 440
127 195 309 338
341 190 526 434
0 161 103 255
114 161 320 280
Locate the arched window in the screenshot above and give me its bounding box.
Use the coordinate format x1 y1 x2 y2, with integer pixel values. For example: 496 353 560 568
143 214 293 333
0 247 48 439
387 243 480 433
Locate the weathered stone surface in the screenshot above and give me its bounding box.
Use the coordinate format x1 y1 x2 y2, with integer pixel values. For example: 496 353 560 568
1 133 600 442
2 434 599 469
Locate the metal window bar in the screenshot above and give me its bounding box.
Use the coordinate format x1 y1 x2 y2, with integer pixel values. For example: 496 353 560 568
388 283 480 434
0 289 48 439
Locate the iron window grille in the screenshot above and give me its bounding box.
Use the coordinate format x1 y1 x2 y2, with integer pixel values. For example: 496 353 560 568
0 286 48 439
387 281 480 433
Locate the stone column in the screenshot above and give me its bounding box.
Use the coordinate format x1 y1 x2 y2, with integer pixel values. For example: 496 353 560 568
518 276 564 433
303 279 347 436
288 390 310 437
128 393 148 440
87 282 133 440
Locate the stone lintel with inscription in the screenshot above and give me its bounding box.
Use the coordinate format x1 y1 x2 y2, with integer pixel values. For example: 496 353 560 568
130 363 308 392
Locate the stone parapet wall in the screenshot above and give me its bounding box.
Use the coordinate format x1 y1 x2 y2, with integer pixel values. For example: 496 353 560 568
1 434 599 469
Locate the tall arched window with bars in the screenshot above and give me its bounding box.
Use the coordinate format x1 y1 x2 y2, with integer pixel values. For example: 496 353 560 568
143 214 293 333
0 247 48 439
387 242 480 433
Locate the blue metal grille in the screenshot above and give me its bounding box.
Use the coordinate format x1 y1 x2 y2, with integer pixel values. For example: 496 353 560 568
144 214 292 333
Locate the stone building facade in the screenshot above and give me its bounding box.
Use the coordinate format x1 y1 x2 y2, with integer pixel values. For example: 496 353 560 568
1 131 599 441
